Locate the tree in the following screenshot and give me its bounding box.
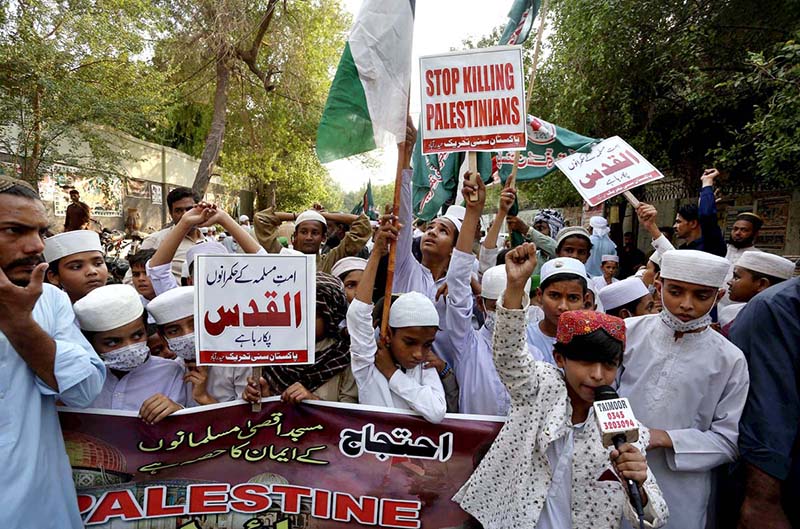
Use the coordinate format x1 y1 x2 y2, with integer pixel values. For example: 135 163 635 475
0 0 169 189
158 0 350 198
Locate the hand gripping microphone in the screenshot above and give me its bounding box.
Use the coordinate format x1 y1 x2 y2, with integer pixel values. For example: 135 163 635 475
593 385 645 529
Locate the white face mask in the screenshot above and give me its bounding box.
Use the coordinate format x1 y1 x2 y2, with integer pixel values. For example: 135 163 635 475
102 341 149 371
483 311 496 333
658 306 713 333
167 333 196 361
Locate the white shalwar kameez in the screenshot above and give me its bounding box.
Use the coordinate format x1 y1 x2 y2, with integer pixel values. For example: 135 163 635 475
617 314 749 529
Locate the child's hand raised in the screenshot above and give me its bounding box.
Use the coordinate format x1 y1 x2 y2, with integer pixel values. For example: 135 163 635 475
461 171 486 209
373 215 400 256
503 243 537 309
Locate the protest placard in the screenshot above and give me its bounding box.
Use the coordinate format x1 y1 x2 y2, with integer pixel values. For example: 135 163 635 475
195 254 316 367
419 46 527 155
59 400 503 528
554 136 664 207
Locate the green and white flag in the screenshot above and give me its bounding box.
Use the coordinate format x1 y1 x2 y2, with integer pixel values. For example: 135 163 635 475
316 0 415 163
351 180 378 220
411 0 540 220
497 115 597 182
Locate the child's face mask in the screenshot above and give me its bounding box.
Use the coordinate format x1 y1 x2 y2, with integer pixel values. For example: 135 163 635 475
166 333 196 361
102 341 149 371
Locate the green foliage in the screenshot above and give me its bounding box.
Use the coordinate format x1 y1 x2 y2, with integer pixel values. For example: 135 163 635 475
0 0 170 187
711 36 800 187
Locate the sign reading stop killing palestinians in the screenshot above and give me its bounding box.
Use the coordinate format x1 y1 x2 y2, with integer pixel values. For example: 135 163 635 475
420 46 527 155
195 254 316 367
554 136 665 207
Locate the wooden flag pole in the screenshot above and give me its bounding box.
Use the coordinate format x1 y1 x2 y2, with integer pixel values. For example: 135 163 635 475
380 134 408 339
467 152 478 202
507 0 549 191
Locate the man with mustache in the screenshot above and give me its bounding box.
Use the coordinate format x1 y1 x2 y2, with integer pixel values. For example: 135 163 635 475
0 175 106 529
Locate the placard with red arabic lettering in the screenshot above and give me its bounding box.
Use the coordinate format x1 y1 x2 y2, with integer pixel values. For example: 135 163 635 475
554 136 664 207
195 254 316 366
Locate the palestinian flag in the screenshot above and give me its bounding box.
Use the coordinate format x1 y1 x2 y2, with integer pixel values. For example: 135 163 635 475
316 0 415 163
351 180 378 220
411 0 541 220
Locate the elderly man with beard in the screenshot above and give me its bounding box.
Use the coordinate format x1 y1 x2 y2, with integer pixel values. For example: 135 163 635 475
0 175 106 529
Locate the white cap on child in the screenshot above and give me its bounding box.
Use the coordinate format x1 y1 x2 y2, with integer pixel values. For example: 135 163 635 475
598 277 649 311
481 265 531 300
540 257 587 283
737 251 795 280
295 210 326 229
331 256 368 279
389 292 439 328
148 286 194 324
555 226 591 247
43 231 102 263
74 284 143 332
601 254 619 263
660 249 730 288
441 205 466 233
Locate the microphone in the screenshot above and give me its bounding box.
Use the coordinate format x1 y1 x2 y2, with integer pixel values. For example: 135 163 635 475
593 385 645 528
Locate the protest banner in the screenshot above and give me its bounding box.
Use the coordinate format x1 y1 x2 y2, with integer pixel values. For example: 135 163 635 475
195 254 317 367
419 46 527 156
554 136 664 207
59 400 504 528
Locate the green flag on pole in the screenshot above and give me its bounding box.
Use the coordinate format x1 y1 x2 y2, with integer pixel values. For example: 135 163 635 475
351 180 378 220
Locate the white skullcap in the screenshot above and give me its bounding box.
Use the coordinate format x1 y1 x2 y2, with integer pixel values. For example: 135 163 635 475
601 254 619 263
556 226 591 247
660 250 730 288
442 205 466 233
199 227 209 234
737 251 795 280
481 265 532 300
649 251 663 266
73 284 143 332
184 241 229 277
331 257 368 279
239 214 250 222
540 257 587 284
589 216 608 228
218 232 227 239
389 292 439 328
295 210 326 229
599 277 649 311
43 231 102 263
148 286 194 324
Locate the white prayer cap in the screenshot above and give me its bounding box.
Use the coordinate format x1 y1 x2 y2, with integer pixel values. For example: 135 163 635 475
218 232 227 239
556 226 591 247
737 251 795 280
481 265 531 300
74 284 143 332
599 277 649 311
185 241 228 277
331 256 368 279
199 227 209 235
389 291 439 328
294 210 326 230
239 214 250 223
589 216 608 229
148 286 194 324
43 230 102 263
660 249 730 288
540 257 587 284
649 251 663 267
441 204 466 233
601 254 619 263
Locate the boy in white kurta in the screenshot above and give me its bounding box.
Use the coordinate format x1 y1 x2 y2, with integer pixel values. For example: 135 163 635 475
617 249 750 529
347 218 446 424
454 243 668 529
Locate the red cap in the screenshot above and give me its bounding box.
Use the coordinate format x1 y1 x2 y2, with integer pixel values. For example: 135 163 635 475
557 310 626 348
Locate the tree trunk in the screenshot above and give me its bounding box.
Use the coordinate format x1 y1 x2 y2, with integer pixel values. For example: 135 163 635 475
22 85 43 190
192 54 231 196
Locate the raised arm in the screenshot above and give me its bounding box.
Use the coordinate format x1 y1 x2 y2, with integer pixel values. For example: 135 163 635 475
392 119 417 290
479 187 515 274
698 168 726 256
253 208 293 254
495 243 540 402
150 203 212 267
207 207 262 254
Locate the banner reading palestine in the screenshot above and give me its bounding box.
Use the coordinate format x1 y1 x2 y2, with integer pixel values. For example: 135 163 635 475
59 399 503 528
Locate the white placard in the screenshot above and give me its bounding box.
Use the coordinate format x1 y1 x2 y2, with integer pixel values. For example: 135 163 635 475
554 136 664 206
419 46 527 155
195 254 316 367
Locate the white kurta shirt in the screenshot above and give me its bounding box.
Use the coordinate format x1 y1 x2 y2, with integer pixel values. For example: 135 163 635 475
617 314 750 529
347 299 446 423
